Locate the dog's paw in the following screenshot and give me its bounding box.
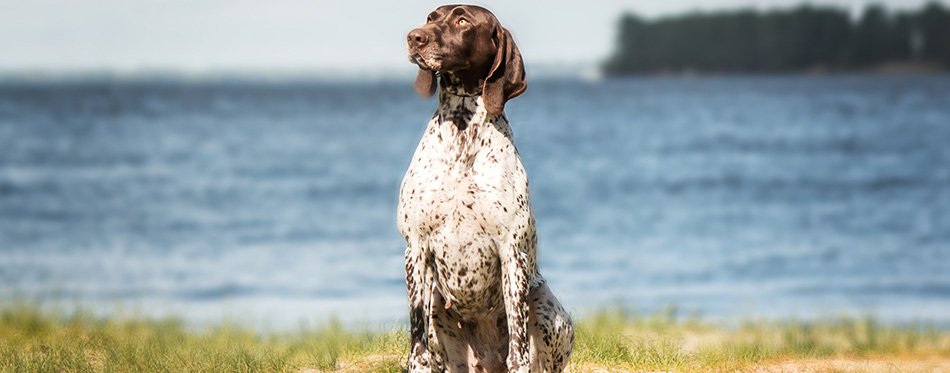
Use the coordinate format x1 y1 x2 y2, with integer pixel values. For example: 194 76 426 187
407 358 430 373
506 356 530 373
407 343 431 373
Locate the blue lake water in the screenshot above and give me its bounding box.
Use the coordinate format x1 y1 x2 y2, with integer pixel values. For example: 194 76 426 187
1 75 949 330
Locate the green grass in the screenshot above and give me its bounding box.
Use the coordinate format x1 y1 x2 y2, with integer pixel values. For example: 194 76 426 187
571 307 950 372
0 303 406 373
1 303 948 372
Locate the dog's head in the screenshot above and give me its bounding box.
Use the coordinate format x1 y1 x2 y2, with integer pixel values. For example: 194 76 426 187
406 5 526 116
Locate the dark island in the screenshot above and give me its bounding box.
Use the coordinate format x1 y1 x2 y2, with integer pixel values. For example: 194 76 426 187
604 1 950 75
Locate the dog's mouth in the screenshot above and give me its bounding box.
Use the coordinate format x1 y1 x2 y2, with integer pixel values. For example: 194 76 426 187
409 49 443 71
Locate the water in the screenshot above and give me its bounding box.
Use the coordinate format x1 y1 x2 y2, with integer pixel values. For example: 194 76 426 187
1 75 949 329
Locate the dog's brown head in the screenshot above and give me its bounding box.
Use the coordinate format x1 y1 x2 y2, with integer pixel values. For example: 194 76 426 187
407 4 526 116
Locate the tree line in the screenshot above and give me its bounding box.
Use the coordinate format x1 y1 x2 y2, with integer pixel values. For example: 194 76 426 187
603 1 950 75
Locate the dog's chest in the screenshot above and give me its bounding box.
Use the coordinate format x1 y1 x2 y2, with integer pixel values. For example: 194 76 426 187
398 95 530 310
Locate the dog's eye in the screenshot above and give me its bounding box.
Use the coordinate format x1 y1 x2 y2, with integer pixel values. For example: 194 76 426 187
426 17 433 24
457 18 468 26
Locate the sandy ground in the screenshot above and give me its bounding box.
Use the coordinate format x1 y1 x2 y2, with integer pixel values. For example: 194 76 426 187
573 358 950 373
305 357 950 373
750 358 950 373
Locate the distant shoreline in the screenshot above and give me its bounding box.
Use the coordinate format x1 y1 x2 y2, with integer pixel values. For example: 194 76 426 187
604 3 950 77
603 59 948 78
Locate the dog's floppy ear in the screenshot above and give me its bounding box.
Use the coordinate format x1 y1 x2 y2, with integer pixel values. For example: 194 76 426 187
414 68 437 97
482 26 526 117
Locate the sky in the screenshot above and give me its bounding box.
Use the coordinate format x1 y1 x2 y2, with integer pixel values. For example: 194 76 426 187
0 0 943 76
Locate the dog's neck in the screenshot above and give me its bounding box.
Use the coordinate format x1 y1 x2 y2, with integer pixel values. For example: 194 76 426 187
439 72 482 97
432 72 511 166
436 72 488 132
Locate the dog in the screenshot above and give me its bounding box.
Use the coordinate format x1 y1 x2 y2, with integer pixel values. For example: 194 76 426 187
398 5 574 373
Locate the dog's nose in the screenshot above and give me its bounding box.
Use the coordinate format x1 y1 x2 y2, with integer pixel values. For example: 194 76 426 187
407 29 429 49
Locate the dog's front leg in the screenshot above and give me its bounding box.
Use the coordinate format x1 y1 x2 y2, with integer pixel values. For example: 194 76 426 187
406 243 435 373
501 238 534 373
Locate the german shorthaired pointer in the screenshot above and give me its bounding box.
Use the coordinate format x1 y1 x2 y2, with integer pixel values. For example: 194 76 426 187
398 5 574 373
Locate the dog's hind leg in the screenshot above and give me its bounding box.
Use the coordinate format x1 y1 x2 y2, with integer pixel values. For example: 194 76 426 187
527 279 574 373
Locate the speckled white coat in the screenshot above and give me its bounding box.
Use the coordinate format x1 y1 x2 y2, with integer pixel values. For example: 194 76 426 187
398 82 573 373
